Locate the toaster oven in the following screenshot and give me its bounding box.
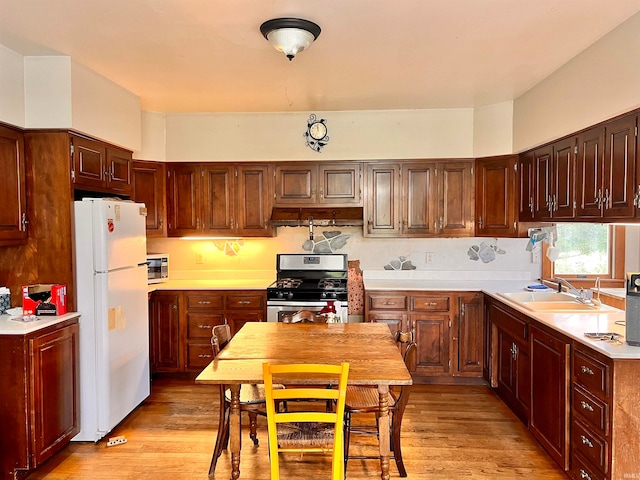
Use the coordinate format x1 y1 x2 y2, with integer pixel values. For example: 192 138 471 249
147 254 169 284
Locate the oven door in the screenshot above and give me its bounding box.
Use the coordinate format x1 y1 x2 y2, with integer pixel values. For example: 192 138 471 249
266 300 348 323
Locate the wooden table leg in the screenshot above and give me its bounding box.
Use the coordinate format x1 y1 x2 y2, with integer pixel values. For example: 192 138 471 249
229 384 241 480
377 384 391 480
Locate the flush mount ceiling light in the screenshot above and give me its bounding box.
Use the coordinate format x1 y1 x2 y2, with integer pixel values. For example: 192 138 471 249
260 18 321 61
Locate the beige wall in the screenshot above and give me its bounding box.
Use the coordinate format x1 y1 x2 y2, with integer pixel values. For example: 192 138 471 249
513 11 640 152
0 44 25 127
24 56 73 128
473 101 514 157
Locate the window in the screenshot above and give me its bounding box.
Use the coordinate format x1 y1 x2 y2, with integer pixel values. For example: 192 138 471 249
542 223 625 286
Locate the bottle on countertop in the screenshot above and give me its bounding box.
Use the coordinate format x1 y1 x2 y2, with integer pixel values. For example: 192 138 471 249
320 301 337 323
0 287 10 315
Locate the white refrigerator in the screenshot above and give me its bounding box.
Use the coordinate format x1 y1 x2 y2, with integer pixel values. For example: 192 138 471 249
72 198 150 442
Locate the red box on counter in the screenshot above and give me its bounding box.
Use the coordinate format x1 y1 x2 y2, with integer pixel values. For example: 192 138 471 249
22 284 67 316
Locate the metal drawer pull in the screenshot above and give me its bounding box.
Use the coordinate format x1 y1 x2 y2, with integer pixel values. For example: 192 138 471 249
238 301 251 305
580 401 594 412
581 365 595 375
581 435 594 448
580 469 592 480
197 354 212 359
424 302 438 306
198 300 211 305
382 301 396 305
198 324 212 329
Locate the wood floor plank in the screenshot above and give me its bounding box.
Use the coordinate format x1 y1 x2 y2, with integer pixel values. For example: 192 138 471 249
25 379 567 479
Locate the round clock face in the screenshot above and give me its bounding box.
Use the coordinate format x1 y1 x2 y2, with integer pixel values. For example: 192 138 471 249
309 121 327 140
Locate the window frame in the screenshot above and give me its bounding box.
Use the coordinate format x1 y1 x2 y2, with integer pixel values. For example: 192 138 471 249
541 224 625 289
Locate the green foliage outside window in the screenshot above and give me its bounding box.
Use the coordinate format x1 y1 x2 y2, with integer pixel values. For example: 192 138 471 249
553 223 609 275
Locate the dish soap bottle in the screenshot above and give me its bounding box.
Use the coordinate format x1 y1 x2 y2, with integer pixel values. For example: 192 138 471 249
319 301 337 322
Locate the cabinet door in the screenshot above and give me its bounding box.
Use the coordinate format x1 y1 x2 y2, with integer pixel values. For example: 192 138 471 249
476 156 517 237
150 293 182 372
530 326 570 470
552 137 576 219
319 163 362 205
402 163 438 236
29 323 79 466
603 114 636 218
226 311 265 337
495 327 529 424
365 163 401 236
132 160 167 237
368 312 406 341
203 164 235 235
456 294 483 375
533 145 553 220
439 161 474 236
410 314 450 376
71 135 106 189
576 127 605 218
167 164 201 236
0 125 27 245
518 152 535 222
106 146 132 194
274 164 316 205
236 164 273 236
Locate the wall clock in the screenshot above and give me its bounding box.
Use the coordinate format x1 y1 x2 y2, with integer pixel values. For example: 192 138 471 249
304 114 329 152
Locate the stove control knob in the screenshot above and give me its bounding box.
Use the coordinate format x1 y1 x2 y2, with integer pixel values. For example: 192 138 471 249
321 292 327 299
276 291 284 299
287 291 294 299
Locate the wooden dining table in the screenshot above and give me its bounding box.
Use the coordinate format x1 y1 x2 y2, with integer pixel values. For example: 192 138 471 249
195 321 413 480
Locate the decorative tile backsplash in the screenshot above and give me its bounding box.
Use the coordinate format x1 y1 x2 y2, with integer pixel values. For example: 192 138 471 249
302 230 351 253
384 256 417 270
467 241 506 263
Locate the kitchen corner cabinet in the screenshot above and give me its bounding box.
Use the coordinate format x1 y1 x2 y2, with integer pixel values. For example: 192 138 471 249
486 298 530 424
0 124 28 246
532 138 576 220
365 160 474 238
167 163 273 237
70 134 133 196
475 155 520 237
132 160 167 237
0 318 79 480
365 290 483 383
150 290 266 373
274 162 362 206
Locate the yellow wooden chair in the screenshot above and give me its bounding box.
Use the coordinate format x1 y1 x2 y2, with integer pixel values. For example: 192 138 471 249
262 362 350 480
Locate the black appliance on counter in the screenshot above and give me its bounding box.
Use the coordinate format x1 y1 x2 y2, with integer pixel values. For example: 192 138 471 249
266 253 349 323
626 273 640 346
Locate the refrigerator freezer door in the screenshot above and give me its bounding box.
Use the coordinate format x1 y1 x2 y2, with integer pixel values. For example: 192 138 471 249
89 199 147 272
73 265 150 441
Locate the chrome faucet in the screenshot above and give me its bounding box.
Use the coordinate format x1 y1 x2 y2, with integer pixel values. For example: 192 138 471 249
556 277 595 305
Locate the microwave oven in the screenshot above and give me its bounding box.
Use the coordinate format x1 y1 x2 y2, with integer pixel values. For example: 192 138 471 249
147 254 169 284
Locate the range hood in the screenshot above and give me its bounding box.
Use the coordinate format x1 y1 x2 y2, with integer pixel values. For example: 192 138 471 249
269 207 364 227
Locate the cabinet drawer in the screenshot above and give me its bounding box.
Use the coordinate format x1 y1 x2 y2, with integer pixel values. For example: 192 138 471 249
410 296 449 311
574 349 610 399
572 419 608 474
187 343 215 369
186 294 223 310
186 313 225 339
226 311 264 323
571 453 607 480
573 384 609 436
226 295 263 309
368 295 407 310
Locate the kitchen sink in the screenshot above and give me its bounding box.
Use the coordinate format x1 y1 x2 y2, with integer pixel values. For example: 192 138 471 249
497 291 618 313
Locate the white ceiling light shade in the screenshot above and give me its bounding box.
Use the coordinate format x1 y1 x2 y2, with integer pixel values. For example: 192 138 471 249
260 18 321 61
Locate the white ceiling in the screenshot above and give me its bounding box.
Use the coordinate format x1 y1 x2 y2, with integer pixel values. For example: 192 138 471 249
1 0 640 113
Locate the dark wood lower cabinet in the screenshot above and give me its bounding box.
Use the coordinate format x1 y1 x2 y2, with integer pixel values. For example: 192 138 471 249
529 325 570 470
0 317 79 480
150 292 182 372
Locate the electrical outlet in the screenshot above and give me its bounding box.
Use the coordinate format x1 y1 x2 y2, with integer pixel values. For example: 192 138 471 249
107 435 127 447
531 247 541 264
425 252 433 264
196 253 204 264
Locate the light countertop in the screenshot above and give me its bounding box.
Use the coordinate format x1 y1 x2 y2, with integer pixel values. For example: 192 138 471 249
149 278 273 293
0 312 80 335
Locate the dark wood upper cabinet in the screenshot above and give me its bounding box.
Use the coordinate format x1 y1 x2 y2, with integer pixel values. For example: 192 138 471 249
475 155 518 237
71 135 132 196
132 160 167 237
604 114 636 218
552 137 576 219
0 124 28 246
576 126 605 218
533 145 553 220
274 162 362 206
518 152 535 222
365 160 473 237
167 162 273 237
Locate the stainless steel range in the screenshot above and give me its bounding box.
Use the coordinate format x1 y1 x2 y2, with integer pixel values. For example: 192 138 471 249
266 254 349 323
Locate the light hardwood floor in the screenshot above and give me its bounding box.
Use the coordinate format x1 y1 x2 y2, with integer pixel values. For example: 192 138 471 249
26 379 567 479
